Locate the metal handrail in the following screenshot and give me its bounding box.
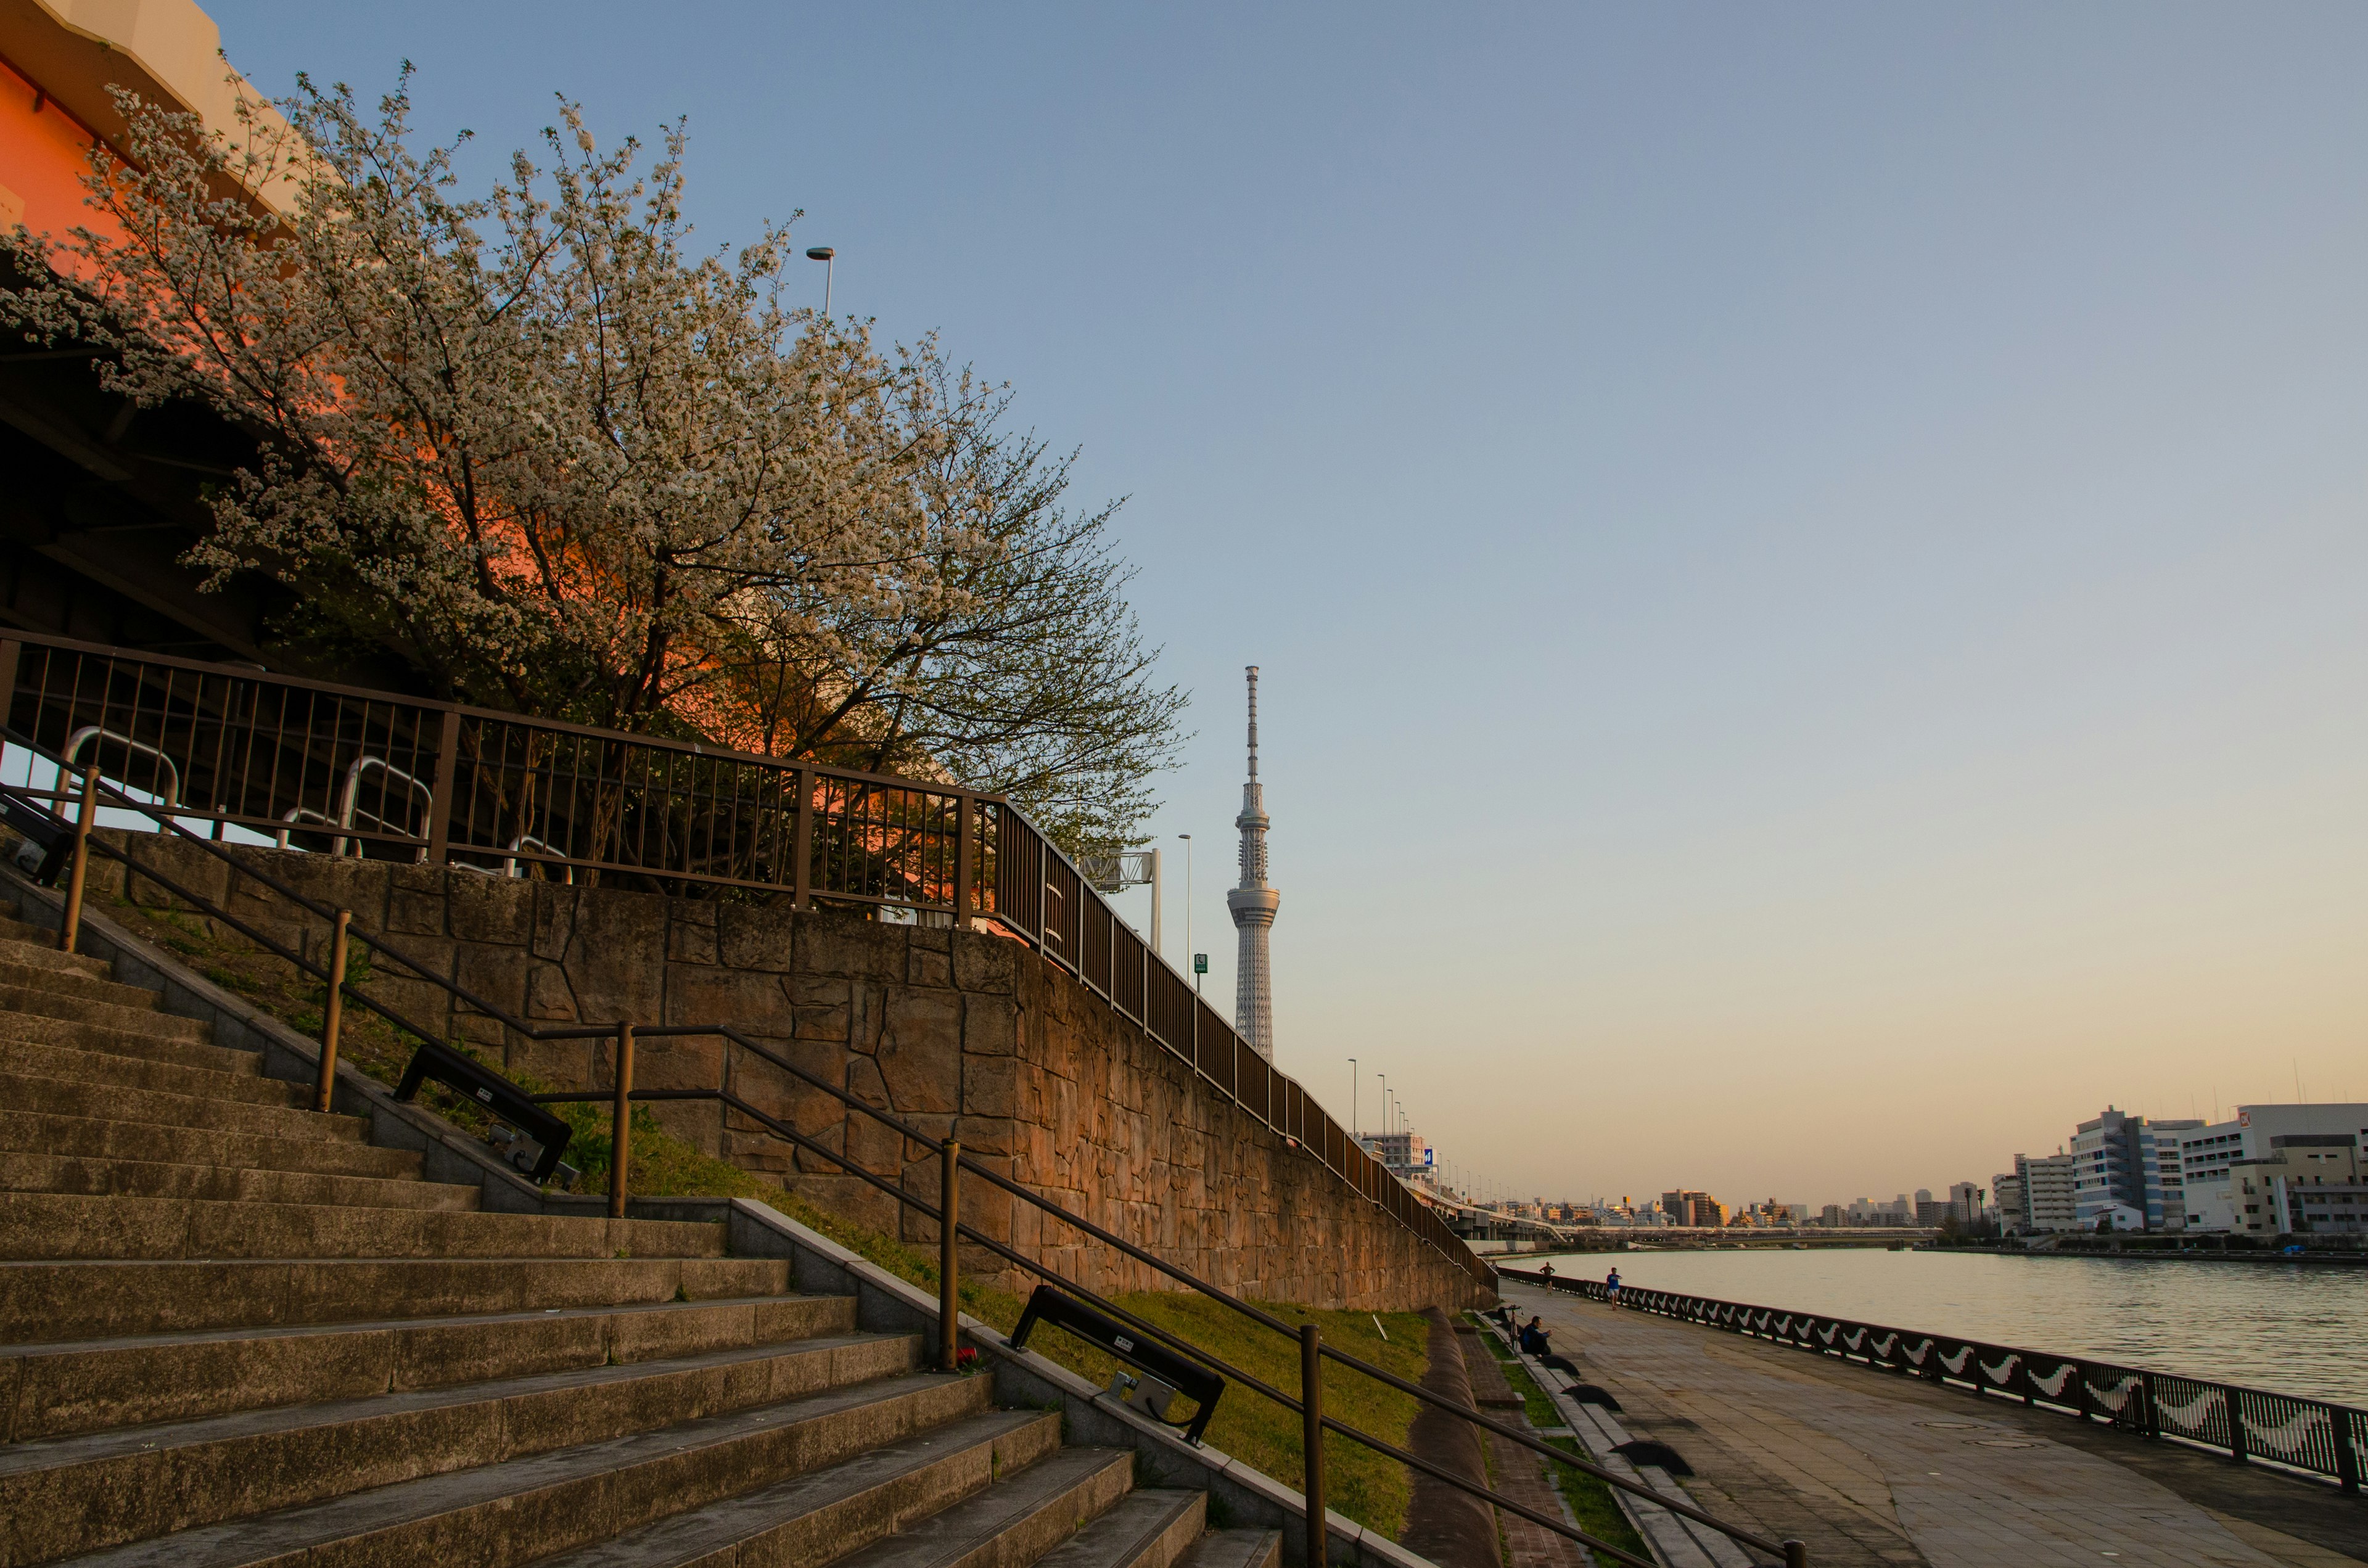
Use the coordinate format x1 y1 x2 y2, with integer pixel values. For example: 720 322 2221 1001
0 628 1486 1287
0 749 1804 1567
1504 1267 2365 1495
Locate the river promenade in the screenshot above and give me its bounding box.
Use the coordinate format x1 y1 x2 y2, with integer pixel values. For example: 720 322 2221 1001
1501 1281 2367 1567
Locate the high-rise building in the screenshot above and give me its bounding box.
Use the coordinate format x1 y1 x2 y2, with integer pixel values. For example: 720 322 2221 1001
2071 1109 2205 1229
1225 667 1280 1061
1659 1189 1727 1228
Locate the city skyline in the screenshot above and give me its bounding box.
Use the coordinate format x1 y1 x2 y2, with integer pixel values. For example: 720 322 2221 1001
204 1 2368 1199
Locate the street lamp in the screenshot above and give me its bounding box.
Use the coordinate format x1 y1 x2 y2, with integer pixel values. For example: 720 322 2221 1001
1177 833 1193 988
1348 1058 1357 1138
805 246 836 321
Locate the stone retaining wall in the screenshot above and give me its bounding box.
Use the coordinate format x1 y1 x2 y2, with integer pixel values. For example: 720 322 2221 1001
95 832 1490 1312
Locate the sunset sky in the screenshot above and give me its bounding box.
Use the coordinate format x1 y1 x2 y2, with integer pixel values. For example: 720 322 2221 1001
208 1 2368 1204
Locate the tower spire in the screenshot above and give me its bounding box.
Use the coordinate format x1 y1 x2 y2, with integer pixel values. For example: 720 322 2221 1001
1227 666 1280 1061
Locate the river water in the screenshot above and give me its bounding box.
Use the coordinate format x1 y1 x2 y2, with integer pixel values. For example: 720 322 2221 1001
1521 1246 2368 1408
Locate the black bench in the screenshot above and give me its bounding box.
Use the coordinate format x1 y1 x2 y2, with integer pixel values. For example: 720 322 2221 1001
0 790 70 884
1008 1284 1225 1444
395 1039 574 1183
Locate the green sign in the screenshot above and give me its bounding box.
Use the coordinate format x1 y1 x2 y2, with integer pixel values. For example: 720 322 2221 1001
1193 953 1208 974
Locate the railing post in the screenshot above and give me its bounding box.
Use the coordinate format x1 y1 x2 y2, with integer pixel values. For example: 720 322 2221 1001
424 709 460 864
2224 1386 2248 1464
952 793 974 930
609 1021 636 1219
1785 1541 1809 1568
57 763 98 954
314 909 351 1114
2333 1405 2362 1494
940 1138 962 1371
792 766 815 911
1301 1321 1326 1568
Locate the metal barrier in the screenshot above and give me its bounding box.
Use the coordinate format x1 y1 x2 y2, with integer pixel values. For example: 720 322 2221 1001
0 750 1804 1567
1503 1268 2365 1493
0 629 1484 1287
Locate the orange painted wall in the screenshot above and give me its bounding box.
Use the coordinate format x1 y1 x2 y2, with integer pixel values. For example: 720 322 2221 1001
0 51 121 244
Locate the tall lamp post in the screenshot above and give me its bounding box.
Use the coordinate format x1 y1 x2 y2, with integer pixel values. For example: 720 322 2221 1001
805 245 836 321
1348 1058 1357 1138
1178 833 1193 987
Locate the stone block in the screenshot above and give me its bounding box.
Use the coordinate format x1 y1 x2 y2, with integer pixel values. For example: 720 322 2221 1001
717 902 799 973
524 963 579 1021
963 996 1018 1057
874 987 963 1115
908 945 952 988
530 884 582 961
788 975 849 1042
664 964 792 1032
667 915 717 966
950 931 1016 994
796 914 905 981
963 1057 1017 1120
557 889 667 1024
448 874 533 945
450 943 532 1020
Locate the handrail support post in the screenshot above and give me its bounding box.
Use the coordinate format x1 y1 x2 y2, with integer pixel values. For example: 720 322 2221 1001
1301 1321 1325 1567
609 1022 635 1219
57 763 98 954
1785 1541 1809 1568
314 909 351 1113
940 1139 961 1371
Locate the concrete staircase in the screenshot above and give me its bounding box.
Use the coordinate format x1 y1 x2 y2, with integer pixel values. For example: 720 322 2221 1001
0 909 1281 1568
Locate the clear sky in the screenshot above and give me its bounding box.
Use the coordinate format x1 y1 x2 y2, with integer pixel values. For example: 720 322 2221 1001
205 2 2368 1207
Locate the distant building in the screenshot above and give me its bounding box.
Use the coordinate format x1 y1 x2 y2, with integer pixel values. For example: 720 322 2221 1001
2175 1104 2368 1234
1948 1181 1983 1225
2071 1108 2195 1229
1359 1131 1430 1181
1660 1189 1728 1228
1991 1172 2024 1228
2015 1152 2078 1231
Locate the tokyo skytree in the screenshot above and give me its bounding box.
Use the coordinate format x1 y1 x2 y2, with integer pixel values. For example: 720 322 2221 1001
1226 666 1280 1060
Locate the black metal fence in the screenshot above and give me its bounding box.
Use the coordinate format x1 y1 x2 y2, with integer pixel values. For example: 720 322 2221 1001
1502 1268 2365 1492
0 629 1487 1286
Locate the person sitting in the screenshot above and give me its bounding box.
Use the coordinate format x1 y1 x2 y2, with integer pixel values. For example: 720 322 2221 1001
1518 1316 1552 1356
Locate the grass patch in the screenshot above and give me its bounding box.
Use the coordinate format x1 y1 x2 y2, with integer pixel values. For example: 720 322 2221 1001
110 894 1432 1538
1470 1314 1654 1565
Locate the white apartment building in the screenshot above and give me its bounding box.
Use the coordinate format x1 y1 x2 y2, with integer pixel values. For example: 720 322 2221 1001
2071 1109 2200 1229
2176 1104 2368 1234
2008 1151 2078 1232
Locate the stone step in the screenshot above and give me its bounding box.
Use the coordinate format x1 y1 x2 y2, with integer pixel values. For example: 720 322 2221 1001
0 1291 854 1443
0 1190 726 1262
0 952 166 1012
0 1070 366 1144
0 1109 422 1183
0 913 52 945
0 979 208 1041
1032 1489 1208 1568
0 1148 472 1212
1177 1532 1283 1568
0 1036 302 1109
825 1443 1139 1568
510 1406 1065 1568
12 1361 979 1567
0 934 113 980
0 1009 256 1075
0 1254 792 1344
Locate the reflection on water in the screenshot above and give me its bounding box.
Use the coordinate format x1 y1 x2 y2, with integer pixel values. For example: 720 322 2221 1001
1523 1247 2368 1407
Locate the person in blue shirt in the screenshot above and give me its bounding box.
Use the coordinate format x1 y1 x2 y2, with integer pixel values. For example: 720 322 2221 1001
1605 1267 1622 1303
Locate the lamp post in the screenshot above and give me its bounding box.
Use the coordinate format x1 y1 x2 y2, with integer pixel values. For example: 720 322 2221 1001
1348 1058 1357 1138
1178 832 1191 978
805 245 836 321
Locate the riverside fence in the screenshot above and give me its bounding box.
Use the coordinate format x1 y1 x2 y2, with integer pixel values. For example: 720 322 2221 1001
1501 1268 2364 1492
0 629 1488 1287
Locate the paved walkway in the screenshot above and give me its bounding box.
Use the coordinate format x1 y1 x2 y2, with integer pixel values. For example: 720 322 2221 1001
1505 1283 2367 1568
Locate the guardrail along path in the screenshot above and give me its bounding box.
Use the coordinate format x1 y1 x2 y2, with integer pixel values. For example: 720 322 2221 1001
1503 1280 2367 1568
